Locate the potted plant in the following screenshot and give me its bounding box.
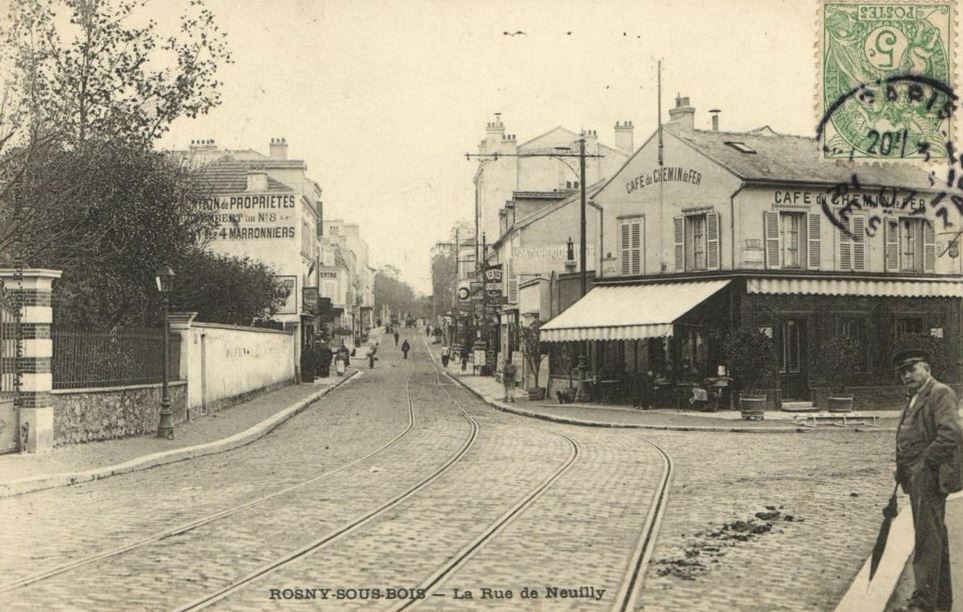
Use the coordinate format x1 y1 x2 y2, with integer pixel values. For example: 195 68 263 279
519 320 547 400
814 336 861 412
723 326 777 420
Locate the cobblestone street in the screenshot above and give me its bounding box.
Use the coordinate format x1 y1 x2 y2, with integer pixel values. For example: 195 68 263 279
0 334 909 610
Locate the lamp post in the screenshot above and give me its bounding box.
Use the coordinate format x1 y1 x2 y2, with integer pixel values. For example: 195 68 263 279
155 267 175 439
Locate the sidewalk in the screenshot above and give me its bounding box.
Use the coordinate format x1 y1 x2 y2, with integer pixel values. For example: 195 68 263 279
442 367 899 433
0 370 358 498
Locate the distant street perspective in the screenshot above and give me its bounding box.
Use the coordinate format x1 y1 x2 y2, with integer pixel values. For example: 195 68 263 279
0 332 916 611
1 1 962 611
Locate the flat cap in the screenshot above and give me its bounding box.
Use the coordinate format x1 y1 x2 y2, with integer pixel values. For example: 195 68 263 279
892 348 929 371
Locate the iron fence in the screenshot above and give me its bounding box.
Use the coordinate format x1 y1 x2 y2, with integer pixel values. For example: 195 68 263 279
51 328 181 390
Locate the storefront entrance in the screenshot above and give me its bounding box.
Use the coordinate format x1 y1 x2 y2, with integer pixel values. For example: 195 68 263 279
779 317 809 400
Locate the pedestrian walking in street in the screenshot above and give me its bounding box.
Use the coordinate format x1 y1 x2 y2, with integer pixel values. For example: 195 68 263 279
401 339 410 359
367 343 379 369
501 358 517 403
441 345 451 368
425 323 432 337
394 331 400 345
461 348 469 372
337 344 350 367
892 348 963 612
335 350 346 376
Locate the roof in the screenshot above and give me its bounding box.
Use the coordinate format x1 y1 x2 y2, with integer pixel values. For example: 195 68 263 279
492 180 606 249
672 127 935 190
196 157 292 194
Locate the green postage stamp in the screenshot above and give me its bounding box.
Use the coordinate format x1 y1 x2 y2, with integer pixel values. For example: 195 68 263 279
818 1 957 161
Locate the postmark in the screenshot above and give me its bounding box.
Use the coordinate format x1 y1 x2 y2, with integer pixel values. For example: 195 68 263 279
818 1 956 160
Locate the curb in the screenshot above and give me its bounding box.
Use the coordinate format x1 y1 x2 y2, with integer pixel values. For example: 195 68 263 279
835 490 963 612
445 374 895 434
0 370 360 499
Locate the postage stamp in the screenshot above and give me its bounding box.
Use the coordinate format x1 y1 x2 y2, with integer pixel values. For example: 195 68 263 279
817 0 957 161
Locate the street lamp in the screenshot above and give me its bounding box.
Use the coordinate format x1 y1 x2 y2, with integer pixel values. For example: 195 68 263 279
155 266 175 439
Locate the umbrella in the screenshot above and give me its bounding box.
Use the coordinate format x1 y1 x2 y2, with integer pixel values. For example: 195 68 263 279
869 483 901 582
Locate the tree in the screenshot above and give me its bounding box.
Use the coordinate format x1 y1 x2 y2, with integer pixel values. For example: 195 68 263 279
173 250 285 325
2 0 232 146
5 141 219 328
430 244 455 319
373 267 418 319
519 320 546 388
0 0 233 329
723 326 778 394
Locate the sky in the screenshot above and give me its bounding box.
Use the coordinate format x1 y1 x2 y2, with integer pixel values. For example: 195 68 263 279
149 0 816 294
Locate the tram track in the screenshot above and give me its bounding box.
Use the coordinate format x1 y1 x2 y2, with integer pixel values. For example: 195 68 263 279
0 360 421 595
175 358 482 611
415 337 675 612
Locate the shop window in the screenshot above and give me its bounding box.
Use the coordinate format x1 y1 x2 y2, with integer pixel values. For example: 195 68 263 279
838 316 867 371
679 328 708 378
895 317 924 338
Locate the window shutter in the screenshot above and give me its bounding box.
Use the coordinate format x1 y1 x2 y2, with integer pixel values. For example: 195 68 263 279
807 213 821 269
763 211 780 269
707 211 720 270
838 214 852 271
620 221 630 276
885 218 899 272
630 220 642 275
673 216 684 271
852 215 866 271
923 221 936 272
507 258 518 303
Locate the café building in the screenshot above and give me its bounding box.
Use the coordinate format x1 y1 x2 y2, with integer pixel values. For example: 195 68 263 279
540 96 963 408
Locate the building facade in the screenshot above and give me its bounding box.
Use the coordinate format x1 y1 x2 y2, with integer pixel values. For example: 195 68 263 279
541 96 963 408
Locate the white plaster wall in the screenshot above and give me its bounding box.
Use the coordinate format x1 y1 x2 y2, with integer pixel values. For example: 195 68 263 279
187 323 296 411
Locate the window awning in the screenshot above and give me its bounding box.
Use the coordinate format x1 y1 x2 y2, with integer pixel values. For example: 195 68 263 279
539 280 731 343
747 277 963 298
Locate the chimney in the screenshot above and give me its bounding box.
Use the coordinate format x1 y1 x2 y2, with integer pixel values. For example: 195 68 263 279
190 138 217 151
668 94 695 132
269 137 288 160
246 171 269 192
614 120 634 153
709 109 721 131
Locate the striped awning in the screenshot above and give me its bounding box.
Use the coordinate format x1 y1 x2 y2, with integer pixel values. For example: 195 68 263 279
539 280 731 343
747 277 963 298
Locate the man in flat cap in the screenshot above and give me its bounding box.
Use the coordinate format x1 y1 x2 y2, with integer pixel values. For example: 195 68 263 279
893 348 963 612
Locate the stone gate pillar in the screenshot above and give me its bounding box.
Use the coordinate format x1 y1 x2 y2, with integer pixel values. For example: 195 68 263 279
0 269 62 453
167 312 197 419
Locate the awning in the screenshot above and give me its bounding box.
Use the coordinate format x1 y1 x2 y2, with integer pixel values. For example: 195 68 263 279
747 277 963 298
540 280 731 343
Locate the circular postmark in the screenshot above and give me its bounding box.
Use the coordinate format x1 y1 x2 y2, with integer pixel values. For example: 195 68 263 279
820 2 956 160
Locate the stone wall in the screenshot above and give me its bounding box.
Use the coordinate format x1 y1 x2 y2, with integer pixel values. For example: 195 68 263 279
52 382 187 446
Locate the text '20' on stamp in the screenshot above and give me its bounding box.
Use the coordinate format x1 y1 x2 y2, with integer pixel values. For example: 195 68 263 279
818 1 957 162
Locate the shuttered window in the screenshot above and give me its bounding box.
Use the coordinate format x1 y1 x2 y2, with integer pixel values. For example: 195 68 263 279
619 217 643 276
507 257 518 303
890 217 933 273
675 212 719 272
763 211 780 269
837 213 866 271
807 213 821 269
706 212 720 270
779 212 805 269
673 217 684 271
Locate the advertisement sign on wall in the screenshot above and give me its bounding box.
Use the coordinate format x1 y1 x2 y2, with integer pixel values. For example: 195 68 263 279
276 276 297 314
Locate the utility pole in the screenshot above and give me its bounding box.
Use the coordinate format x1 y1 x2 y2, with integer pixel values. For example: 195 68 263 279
467 138 603 389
